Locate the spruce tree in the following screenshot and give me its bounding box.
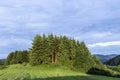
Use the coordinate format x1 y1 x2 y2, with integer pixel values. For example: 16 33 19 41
93 56 104 69
30 34 43 65
5 52 14 65
73 42 95 72
5 50 29 65
42 34 50 64
48 34 56 64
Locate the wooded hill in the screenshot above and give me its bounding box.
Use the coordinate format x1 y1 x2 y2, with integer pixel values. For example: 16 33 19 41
94 54 118 63
5 34 103 72
5 50 29 65
105 55 120 66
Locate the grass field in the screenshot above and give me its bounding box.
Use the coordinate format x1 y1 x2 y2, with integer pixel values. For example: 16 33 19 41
0 64 120 80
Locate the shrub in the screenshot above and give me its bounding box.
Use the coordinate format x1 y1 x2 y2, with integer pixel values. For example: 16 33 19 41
108 65 120 73
87 67 120 78
87 67 113 76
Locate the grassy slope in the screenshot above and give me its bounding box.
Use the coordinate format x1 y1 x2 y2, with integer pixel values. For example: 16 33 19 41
0 64 120 80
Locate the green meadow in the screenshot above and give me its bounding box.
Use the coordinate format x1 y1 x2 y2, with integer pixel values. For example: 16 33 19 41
0 64 119 80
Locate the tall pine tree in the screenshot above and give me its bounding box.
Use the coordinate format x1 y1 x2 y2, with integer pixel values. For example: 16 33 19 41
30 34 44 65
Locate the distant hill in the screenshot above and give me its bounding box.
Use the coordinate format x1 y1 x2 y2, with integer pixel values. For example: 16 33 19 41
94 54 118 63
105 55 120 66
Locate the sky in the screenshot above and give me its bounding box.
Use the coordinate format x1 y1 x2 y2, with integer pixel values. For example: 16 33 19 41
0 0 120 58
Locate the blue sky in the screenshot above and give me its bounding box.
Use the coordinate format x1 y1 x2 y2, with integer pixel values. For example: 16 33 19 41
0 0 120 58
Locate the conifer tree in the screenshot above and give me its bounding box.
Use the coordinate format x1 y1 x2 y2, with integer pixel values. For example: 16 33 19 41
93 56 104 69
73 42 95 72
30 34 43 65
5 52 14 65
28 34 104 72
42 34 51 64
5 50 29 65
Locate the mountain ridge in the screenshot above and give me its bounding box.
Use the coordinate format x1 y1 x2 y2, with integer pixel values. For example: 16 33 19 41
94 54 118 63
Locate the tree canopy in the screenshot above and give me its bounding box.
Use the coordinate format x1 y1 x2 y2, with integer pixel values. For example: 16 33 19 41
29 34 103 72
5 50 29 65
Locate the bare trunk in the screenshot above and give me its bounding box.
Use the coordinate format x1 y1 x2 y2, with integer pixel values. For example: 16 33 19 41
52 53 54 64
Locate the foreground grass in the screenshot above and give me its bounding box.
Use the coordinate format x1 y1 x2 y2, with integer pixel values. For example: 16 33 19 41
0 64 120 80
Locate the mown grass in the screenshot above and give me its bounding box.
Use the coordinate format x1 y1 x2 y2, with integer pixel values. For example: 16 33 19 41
0 64 120 80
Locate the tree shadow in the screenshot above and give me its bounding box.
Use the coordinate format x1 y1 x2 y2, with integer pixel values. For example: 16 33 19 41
31 76 96 80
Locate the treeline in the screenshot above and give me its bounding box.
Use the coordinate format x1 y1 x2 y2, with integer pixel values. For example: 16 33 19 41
30 34 104 72
5 34 103 73
5 50 29 65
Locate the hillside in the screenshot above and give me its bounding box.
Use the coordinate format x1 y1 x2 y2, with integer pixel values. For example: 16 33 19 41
0 64 120 80
105 55 120 66
6 34 100 73
3 34 120 79
94 54 118 63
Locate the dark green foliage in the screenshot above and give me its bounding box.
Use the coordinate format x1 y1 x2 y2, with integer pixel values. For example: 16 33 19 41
30 34 52 65
88 68 113 76
6 34 104 74
87 67 120 78
57 36 72 66
108 66 120 73
92 56 104 69
30 34 44 65
30 34 103 73
5 52 14 65
30 34 77 66
5 50 29 65
73 42 95 72
105 55 120 66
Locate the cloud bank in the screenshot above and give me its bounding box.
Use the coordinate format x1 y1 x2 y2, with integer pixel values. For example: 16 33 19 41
88 41 120 47
0 0 120 58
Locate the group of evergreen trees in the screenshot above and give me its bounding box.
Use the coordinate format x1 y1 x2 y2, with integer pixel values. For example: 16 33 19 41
5 50 29 65
30 34 77 66
29 34 103 72
5 34 103 72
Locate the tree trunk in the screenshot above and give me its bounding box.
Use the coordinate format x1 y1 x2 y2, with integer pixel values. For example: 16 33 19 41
52 53 54 64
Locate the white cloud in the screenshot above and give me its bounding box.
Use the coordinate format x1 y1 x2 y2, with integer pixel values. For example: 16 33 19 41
25 23 48 28
91 32 112 38
88 41 120 47
0 37 31 47
0 54 8 59
74 31 113 42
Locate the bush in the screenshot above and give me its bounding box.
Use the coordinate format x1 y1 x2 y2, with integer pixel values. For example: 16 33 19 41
108 65 120 73
114 74 120 77
87 67 114 76
87 67 120 78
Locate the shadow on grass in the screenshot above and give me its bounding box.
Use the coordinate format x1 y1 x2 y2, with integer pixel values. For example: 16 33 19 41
31 76 96 80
